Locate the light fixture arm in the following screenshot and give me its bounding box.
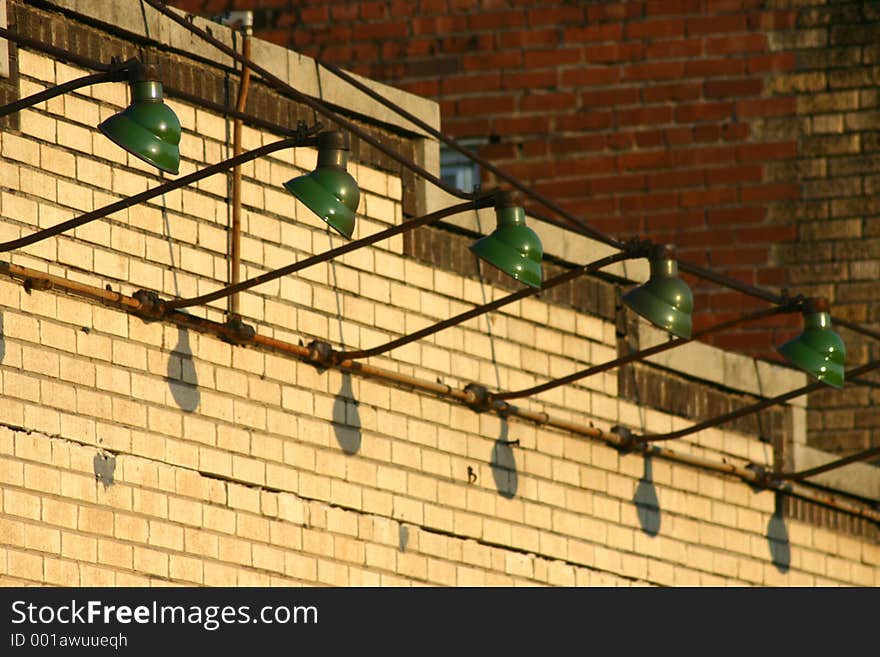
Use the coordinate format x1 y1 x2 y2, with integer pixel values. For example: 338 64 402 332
335 250 634 362
0 53 152 119
155 192 499 314
774 445 880 482
633 359 880 444
0 129 322 253
493 300 804 402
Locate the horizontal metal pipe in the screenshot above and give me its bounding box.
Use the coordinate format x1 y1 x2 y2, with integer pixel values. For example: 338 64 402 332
2 259 876 523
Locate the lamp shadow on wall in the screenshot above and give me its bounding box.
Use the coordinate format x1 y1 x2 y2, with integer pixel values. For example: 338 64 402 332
333 372 362 455
490 418 518 499
766 492 791 573
167 326 200 412
633 454 662 537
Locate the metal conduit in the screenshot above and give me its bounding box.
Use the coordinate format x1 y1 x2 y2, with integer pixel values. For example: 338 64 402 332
0 259 877 524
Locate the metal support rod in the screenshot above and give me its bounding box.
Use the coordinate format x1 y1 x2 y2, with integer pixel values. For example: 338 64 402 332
495 303 800 401
0 69 124 117
634 359 880 444
337 251 634 361
163 196 495 311
229 29 252 319
775 445 880 482
0 135 315 253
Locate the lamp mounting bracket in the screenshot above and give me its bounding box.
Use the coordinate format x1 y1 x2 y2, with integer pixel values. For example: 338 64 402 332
132 289 167 321
464 382 493 413
611 425 638 454
307 339 336 366
220 315 256 346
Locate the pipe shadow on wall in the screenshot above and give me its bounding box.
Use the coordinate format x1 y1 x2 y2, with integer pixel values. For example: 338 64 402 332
490 418 518 499
333 372 362 455
633 453 662 537
766 492 791 573
0 311 5 364
167 326 200 412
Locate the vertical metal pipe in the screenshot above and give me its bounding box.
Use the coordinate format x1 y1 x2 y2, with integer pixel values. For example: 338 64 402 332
229 22 253 319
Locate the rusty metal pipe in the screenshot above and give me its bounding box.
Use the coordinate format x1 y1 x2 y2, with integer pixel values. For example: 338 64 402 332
229 28 252 319
2 260 876 523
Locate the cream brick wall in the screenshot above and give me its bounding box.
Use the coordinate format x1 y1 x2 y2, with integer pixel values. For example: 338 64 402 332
0 47 877 588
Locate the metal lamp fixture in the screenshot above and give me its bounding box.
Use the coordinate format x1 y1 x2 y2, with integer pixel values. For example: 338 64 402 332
470 191 543 288
98 67 181 174
284 130 360 238
777 297 846 388
0 55 182 175
623 243 693 339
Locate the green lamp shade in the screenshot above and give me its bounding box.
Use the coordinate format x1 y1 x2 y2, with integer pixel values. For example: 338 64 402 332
777 309 846 388
623 249 693 339
284 167 360 239
470 203 542 288
98 80 181 174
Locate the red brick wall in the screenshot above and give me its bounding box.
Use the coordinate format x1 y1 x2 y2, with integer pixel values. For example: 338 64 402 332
171 0 880 457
